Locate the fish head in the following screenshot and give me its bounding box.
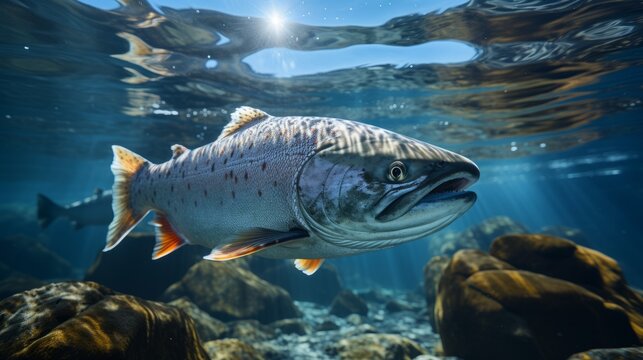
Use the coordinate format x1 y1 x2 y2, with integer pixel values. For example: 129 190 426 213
295 122 479 251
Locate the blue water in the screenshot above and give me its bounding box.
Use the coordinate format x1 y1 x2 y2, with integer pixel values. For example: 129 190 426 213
1 0 642 290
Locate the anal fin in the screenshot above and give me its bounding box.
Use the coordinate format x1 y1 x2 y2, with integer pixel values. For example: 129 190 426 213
294 258 324 276
204 228 308 261
151 213 187 259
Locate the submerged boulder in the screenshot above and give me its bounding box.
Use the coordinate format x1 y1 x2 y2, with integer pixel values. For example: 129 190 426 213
423 256 449 327
85 233 204 300
203 339 264 360
567 347 643 359
270 318 309 335
167 297 228 341
327 333 427 360
329 289 368 317
226 319 276 342
163 260 300 323
435 234 642 360
0 281 208 360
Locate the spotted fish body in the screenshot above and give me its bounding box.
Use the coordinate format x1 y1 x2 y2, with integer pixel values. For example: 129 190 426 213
106 107 479 275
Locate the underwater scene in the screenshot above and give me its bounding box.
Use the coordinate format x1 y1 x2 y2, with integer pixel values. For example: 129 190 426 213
1 0 642 359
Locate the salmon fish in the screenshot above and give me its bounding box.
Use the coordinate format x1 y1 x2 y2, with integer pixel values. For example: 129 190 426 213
37 189 113 229
106 107 479 275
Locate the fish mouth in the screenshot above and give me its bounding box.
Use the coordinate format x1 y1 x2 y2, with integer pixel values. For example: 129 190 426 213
376 162 479 222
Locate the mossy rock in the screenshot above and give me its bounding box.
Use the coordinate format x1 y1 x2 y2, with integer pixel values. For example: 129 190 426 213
435 234 642 360
0 281 208 360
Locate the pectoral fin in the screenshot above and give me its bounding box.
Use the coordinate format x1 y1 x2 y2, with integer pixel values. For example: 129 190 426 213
204 228 308 261
294 258 325 275
151 213 187 259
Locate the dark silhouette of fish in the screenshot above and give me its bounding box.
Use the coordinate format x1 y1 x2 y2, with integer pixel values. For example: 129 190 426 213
37 189 113 229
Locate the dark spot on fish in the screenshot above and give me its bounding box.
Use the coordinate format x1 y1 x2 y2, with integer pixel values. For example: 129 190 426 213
219 200 223 205
224 158 228 165
234 176 238 184
230 149 234 157
249 142 253 149
244 172 248 181
194 165 198 171
211 163 215 172
194 200 197 207
261 162 267 171
166 170 171 178
258 190 262 197
231 191 236 199
204 189 208 197
137 189 142 195
187 183 191 190
170 185 174 192
167 200 170 206
240 152 244 159
273 181 277 187
229 170 233 178
182 171 185 179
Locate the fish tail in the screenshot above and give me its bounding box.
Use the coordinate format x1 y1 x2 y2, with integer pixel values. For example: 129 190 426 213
36 194 64 228
105 145 150 252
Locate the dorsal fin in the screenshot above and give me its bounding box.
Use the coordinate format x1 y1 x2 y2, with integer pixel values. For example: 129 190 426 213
217 106 268 140
171 144 188 159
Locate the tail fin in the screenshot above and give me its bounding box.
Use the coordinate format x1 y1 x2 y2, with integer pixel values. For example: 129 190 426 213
105 145 150 252
36 194 64 228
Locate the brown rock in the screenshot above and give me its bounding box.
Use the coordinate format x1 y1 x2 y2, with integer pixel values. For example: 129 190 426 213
567 347 643 359
0 281 207 360
163 260 300 323
167 297 228 341
327 333 427 360
491 234 643 340
270 318 309 335
203 339 264 360
423 256 449 326
436 245 641 360
226 319 276 342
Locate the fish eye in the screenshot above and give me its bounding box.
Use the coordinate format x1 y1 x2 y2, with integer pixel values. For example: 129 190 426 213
388 161 407 182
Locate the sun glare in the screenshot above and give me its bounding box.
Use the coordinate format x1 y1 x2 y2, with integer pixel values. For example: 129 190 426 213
268 11 285 32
